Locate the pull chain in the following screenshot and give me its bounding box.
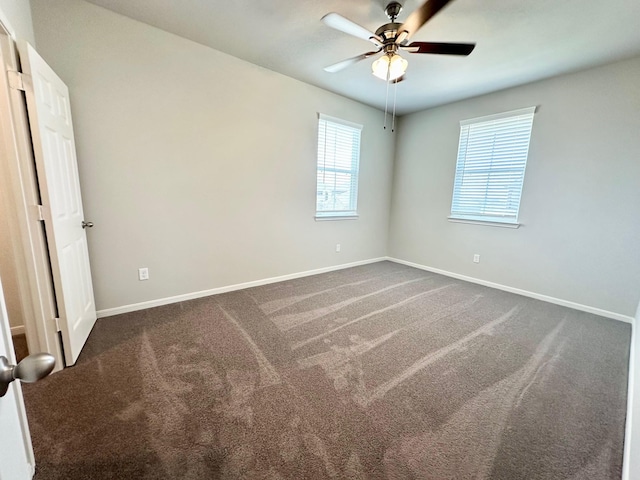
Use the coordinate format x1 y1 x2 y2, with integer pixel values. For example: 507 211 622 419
391 78 398 133
383 60 391 130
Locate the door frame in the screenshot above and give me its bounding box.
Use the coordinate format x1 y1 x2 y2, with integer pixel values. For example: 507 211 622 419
0 11 63 372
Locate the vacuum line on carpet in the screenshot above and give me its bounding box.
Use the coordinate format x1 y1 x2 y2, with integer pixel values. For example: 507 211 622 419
471 318 567 478
362 305 522 406
257 268 419 315
292 284 455 350
274 277 432 332
256 279 372 315
219 306 282 388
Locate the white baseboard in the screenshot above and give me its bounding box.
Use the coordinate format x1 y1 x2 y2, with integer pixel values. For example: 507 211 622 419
10 325 25 336
97 257 388 318
386 257 634 323
99 255 634 324
623 305 639 480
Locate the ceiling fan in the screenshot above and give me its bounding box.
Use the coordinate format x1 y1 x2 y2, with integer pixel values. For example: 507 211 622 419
322 0 475 81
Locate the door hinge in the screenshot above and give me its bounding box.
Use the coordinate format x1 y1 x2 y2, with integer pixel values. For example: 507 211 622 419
54 317 61 332
36 204 45 221
7 70 25 91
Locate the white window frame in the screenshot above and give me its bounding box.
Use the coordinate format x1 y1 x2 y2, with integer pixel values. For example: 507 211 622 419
315 113 362 220
449 106 536 228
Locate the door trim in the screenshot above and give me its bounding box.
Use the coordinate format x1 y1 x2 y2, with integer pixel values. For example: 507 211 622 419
0 14 63 372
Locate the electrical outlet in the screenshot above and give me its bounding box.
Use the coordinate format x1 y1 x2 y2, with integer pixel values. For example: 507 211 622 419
336 243 341 253
473 254 480 263
138 267 149 281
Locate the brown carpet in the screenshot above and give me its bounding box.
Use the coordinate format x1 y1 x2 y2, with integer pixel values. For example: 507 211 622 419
22 261 630 479
12 333 29 363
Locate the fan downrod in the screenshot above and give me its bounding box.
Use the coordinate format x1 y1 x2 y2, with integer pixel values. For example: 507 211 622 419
385 2 403 22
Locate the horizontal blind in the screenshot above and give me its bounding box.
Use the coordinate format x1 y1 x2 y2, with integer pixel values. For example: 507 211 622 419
451 107 535 223
316 114 362 216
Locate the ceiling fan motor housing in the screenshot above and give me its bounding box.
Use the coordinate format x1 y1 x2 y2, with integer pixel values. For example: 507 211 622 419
375 23 402 43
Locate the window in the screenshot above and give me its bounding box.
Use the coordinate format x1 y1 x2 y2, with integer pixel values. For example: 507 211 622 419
316 114 362 219
450 107 536 226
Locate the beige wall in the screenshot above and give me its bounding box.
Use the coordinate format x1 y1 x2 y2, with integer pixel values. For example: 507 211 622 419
0 231 21 329
30 0 395 312
389 56 640 317
0 196 22 329
0 0 36 329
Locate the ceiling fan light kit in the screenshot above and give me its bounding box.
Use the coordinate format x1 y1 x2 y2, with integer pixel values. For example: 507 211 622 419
372 53 407 81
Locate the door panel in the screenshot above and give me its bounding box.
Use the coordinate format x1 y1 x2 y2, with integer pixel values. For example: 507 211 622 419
0 276 34 480
18 41 96 366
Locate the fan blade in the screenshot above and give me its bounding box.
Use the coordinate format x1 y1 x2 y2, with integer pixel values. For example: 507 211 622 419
397 0 454 41
322 13 384 46
403 41 475 55
324 50 382 73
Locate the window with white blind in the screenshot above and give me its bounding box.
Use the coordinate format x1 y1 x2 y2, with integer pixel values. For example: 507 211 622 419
450 107 536 226
316 113 362 219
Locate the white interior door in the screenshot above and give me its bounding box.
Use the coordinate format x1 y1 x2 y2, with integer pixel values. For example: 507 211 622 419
0 275 35 480
18 41 96 366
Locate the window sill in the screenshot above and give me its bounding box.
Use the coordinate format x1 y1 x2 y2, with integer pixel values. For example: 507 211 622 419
315 214 359 221
448 216 520 229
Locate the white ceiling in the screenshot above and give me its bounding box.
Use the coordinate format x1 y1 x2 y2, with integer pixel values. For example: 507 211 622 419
84 0 640 115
